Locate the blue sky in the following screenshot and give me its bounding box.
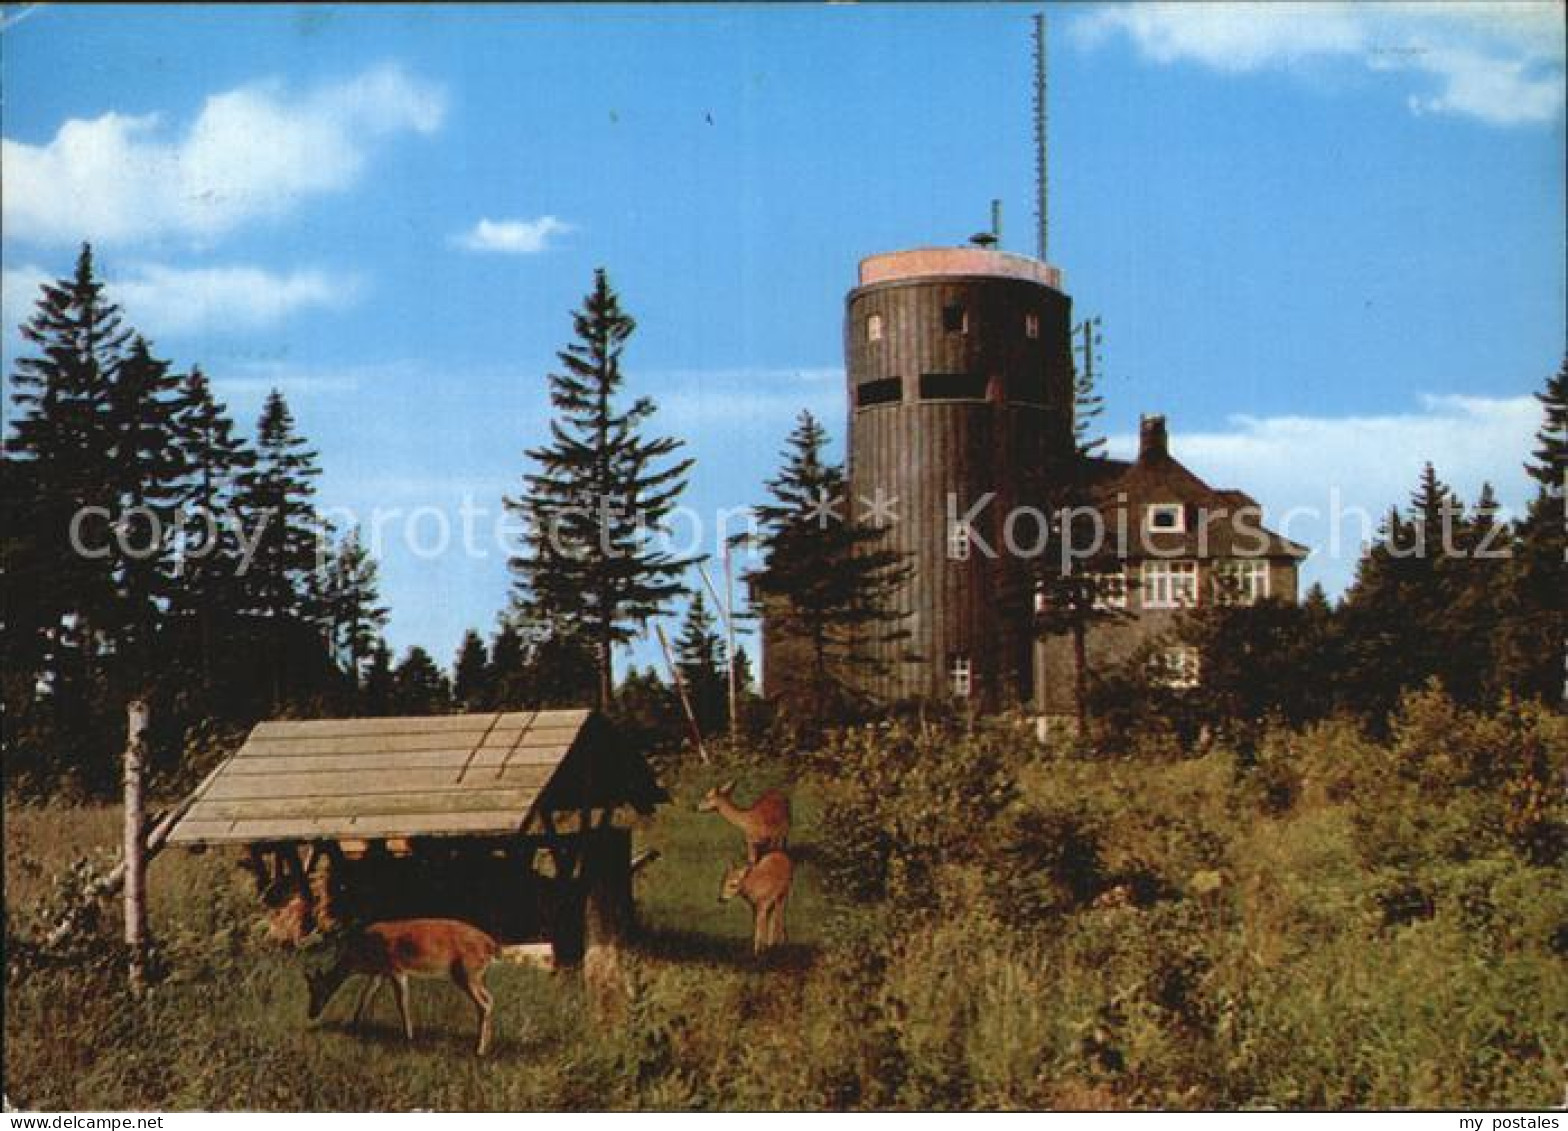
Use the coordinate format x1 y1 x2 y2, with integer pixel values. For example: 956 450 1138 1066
3 3 1564 676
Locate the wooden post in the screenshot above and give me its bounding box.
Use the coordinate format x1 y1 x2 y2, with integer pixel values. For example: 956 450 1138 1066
699 554 741 745
123 699 149 996
654 622 709 763
582 828 631 1018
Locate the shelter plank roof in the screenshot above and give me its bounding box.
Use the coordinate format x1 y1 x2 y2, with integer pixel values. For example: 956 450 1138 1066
166 709 643 846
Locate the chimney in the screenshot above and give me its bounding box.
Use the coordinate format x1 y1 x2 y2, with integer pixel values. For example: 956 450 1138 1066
1138 414 1168 462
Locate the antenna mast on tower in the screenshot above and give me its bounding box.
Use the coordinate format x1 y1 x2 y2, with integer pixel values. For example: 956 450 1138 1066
1033 10 1049 263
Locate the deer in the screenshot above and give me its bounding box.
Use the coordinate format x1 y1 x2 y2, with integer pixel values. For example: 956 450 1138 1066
304 918 500 1056
717 850 793 956
697 780 791 863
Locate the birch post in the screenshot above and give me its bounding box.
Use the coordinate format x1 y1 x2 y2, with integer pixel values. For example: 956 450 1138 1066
123 699 149 996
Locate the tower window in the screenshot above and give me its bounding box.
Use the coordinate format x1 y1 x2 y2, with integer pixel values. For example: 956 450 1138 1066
1025 312 1040 339
948 654 973 699
947 522 972 560
867 313 883 342
856 376 903 408
920 372 988 401
942 303 968 334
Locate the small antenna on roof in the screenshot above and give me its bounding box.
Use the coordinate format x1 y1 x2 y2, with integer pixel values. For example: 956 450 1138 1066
1033 11 1049 262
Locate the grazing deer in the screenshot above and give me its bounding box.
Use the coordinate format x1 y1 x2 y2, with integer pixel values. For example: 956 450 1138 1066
697 780 791 863
305 918 500 1055
717 851 793 956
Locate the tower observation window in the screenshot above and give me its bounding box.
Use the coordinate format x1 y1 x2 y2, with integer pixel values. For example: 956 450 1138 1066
942 304 968 333
920 373 988 401
857 376 903 408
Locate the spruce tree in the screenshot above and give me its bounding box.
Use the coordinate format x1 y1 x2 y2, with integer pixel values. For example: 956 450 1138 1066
317 527 388 689
452 630 490 709
487 622 528 709
169 366 256 693
362 639 395 716
102 336 191 678
749 410 908 720
7 244 133 687
506 269 695 708
231 390 322 705
392 646 452 715
1497 358 1568 703
675 589 728 733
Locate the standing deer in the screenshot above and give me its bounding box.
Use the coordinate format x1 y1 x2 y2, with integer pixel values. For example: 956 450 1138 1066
717 851 793 956
697 780 791 863
305 918 500 1056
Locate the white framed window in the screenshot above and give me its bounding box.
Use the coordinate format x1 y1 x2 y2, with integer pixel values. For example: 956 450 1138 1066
1147 503 1185 534
1215 559 1269 605
1142 559 1199 609
947 522 972 561
1025 312 1040 339
1151 645 1200 689
867 313 884 342
948 654 973 699
1090 568 1128 610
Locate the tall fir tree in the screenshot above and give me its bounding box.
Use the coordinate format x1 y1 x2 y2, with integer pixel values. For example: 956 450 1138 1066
748 410 908 721
169 366 256 690
7 244 133 689
231 389 322 706
102 336 191 680
506 269 695 708
1340 463 1466 719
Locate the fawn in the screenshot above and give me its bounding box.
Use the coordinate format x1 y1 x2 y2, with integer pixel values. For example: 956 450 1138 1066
305 918 500 1055
717 850 793 956
697 780 791 863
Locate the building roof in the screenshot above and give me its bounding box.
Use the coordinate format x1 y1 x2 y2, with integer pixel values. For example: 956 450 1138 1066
167 709 664 847
857 246 1064 291
1083 417 1309 562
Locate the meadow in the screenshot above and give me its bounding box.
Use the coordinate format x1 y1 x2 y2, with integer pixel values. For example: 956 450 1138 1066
4 689 1565 1110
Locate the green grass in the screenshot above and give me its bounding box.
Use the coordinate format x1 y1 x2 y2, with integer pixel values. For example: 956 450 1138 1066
5 715 1565 1110
3 767 832 1110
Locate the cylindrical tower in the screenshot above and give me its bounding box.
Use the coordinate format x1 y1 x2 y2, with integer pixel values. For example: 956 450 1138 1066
845 246 1074 708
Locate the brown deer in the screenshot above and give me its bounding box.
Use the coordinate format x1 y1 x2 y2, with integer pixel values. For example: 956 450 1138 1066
305 918 500 1055
717 851 793 956
697 780 791 863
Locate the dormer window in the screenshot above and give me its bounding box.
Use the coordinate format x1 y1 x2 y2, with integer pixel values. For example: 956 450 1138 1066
867 313 883 342
1147 503 1185 534
942 304 968 334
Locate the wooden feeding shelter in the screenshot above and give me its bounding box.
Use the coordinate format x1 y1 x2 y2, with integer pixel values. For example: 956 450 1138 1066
166 709 665 963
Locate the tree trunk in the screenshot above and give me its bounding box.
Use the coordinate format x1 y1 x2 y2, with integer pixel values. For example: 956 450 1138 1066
123 699 149 996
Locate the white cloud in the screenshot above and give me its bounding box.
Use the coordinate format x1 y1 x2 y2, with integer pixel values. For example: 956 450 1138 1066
452 216 574 255
2 259 359 352
110 263 360 335
2 64 447 246
1074 1 1565 126
1108 392 1542 596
